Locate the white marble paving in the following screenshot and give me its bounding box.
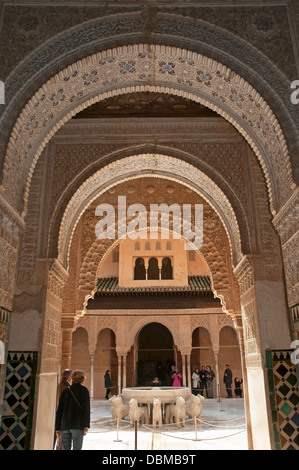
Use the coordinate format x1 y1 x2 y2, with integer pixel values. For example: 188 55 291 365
83 397 248 451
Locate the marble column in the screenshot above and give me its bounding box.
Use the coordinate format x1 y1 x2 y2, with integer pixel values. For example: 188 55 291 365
90 355 94 399
182 355 186 386
187 355 191 389
122 355 127 389
118 356 122 394
214 351 220 399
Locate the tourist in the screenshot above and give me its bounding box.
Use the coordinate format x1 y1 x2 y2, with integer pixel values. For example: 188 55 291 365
54 369 72 450
234 377 243 397
56 369 72 406
55 369 90 450
152 376 162 386
104 370 112 399
169 364 176 385
172 368 182 387
199 366 207 397
206 365 215 398
223 364 233 398
192 368 200 395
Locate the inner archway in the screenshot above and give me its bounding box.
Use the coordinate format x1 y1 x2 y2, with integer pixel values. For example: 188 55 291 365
136 322 175 386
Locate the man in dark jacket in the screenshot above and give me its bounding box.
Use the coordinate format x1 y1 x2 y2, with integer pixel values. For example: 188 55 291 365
55 369 90 450
223 364 233 398
199 366 207 397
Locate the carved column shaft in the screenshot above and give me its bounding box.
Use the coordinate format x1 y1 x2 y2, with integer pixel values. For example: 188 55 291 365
0 194 24 422
61 328 73 372
0 194 24 311
272 188 299 327
38 259 69 375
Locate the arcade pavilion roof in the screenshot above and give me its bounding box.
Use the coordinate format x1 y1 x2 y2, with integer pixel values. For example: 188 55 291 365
95 275 212 296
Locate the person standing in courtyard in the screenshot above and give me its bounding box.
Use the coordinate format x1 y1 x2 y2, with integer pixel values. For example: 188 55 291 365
199 366 207 397
206 365 215 398
54 369 73 450
55 369 90 450
168 364 176 385
172 368 183 387
192 368 200 395
104 369 112 399
224 364 233 398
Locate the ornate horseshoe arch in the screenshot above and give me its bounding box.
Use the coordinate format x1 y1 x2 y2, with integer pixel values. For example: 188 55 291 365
1 44 294 219
57 154 242 271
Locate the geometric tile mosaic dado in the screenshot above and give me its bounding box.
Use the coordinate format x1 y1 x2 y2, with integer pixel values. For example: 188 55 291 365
266 350 299 450
0 352 38 450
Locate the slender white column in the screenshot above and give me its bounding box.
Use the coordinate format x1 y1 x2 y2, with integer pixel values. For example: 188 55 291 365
90 355 94 399
187 355 191 388
123 355 127 389
118 356 122 395
182 355 186 386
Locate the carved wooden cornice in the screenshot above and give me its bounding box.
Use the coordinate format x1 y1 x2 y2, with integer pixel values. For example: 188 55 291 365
54 117 239 141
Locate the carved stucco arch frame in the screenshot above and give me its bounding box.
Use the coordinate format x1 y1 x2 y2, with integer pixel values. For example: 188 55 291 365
57 154 242 271
47 141 251 258
1 44 294 218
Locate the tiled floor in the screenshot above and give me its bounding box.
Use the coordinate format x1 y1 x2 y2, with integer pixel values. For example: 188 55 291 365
83 397 248 451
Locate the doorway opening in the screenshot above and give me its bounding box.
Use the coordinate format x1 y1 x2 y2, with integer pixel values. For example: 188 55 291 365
136 322 175 386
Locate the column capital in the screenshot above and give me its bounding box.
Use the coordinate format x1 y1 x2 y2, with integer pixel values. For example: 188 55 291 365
61 315 77 331
116 348 128 357
180 349 191 356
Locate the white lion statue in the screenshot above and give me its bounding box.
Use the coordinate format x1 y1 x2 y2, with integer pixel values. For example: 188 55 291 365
165 396 186 428
152 398 162 429
129 398 145 425
185 393 205 420
109 395 129 427
141 404 150 424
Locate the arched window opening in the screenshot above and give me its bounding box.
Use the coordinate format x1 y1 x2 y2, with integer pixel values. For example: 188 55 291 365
161 257 173 279
148 257 159 280
156 241 161 250
166 242 172 250
134 257 146 280
145 242 151 250
135 242 140 251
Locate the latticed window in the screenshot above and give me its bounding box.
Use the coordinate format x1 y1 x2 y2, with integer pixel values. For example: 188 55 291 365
148 257 159 280
161 257 173 279
134 257 146 280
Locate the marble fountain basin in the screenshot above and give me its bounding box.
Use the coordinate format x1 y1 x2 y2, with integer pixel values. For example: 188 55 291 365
121 386 191 404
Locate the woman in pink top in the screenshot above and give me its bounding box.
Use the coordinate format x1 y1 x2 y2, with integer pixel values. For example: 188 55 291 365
172 368 182 387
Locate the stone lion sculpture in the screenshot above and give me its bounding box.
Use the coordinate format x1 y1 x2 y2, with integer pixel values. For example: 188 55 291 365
165 396 186 428
109 395 129 427
152 398 162 429
185 393 205 420
141 404 150 424
129 398 145 425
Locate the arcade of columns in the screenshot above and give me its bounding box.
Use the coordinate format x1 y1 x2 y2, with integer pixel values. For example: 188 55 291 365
0 34 298 450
